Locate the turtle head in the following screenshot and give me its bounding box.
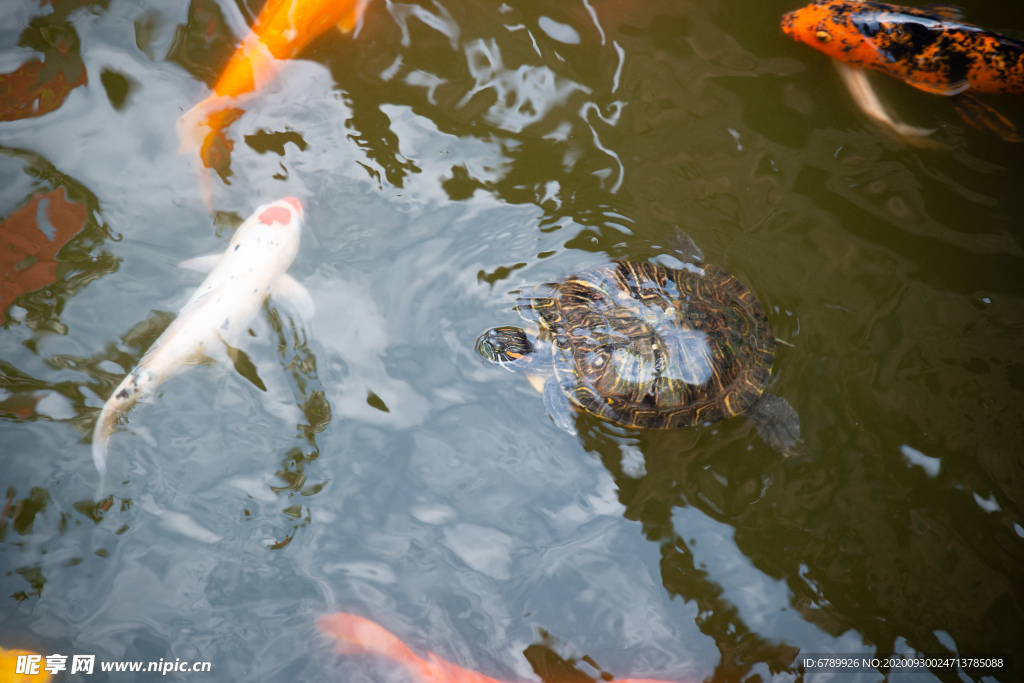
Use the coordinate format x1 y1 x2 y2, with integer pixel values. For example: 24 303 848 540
476 326 537 370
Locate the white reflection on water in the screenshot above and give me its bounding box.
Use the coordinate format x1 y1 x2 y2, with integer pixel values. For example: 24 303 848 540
459 38 591 133
673 507 878 675
307 267 431 427
442 523 516 580
611 318 714 387
537 16 581 45
899 444 940 477
580 99 626 192
662 328 715 385
386 0 460 49
138 494 221 544
619 444 647 478
382 103 512 197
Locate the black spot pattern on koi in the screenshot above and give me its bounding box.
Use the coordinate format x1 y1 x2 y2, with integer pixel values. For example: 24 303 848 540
115 373 142 400
828 1 1024 93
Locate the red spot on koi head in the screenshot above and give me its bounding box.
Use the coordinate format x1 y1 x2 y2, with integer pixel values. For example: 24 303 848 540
259 206 293 225
281 196 302 213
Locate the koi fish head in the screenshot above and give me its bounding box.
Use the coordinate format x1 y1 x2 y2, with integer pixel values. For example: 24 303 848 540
229 197 305 263
245 196 303 232
781 1 870 64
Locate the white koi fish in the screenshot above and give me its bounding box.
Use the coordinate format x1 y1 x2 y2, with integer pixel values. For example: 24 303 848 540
91 197 313 493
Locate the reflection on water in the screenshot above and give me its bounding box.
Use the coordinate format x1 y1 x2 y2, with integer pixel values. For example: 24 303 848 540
2 0 1023 680
0 0 95 123
0 146 117 334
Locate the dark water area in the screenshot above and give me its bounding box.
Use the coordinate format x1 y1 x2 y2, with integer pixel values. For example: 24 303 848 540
1 0 1023 681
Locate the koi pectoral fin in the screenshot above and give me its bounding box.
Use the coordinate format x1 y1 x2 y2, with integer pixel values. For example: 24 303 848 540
179 254 223 273
902 77 971 97
833 62 939 145
272 273 315 321
951 93 1023 142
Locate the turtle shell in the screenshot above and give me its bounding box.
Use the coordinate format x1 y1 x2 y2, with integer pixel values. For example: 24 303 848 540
516 260 774 429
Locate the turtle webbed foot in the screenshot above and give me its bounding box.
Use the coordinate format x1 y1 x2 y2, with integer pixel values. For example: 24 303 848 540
747 394 800 455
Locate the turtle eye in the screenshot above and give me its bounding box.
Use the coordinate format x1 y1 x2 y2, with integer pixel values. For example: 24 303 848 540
815 29 832 42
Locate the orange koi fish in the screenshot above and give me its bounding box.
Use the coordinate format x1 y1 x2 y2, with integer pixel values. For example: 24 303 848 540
0 646 53 682
317 613 687 683
781 1 1024 140
178 0 371 178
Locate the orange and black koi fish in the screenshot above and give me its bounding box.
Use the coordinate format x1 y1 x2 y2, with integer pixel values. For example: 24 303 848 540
781 1 1024 140
318 613 692 683
178 0 371 181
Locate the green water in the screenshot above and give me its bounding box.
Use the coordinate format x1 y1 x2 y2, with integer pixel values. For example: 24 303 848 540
1 0 1022 681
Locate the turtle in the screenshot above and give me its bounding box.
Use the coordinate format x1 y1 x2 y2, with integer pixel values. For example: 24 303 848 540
475 235 800 453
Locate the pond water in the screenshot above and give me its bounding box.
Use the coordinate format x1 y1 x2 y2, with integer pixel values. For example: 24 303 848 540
2 0 1023 681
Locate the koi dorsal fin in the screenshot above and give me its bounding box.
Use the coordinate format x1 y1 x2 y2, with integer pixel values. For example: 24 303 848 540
920 4 965 21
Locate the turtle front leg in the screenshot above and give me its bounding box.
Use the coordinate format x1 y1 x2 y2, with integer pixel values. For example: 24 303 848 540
543 375 578 435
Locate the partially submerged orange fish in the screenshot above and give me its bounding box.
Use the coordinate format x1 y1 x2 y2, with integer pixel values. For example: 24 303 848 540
0 647 53 682
178 0 371 178
317 613 688 683
781 1 1024 141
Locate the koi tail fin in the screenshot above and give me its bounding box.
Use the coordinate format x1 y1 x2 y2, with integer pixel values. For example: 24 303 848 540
336 0 371 33
177 33 278 181
177 98 215 159
91 370 147 496
178 99 246 207
92 405 114 484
